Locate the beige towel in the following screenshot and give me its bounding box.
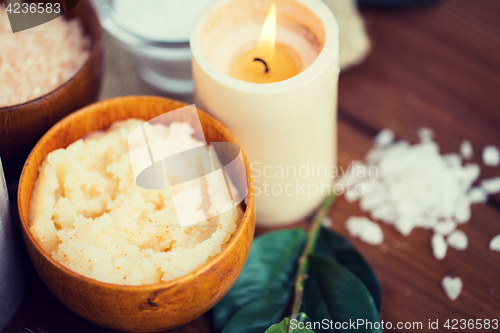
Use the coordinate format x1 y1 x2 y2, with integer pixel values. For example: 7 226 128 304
324 0 371 70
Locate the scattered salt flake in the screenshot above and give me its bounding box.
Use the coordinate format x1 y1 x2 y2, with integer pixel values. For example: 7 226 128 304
340 128 482 239
404 291 411 297
374 128 394 146
447 230 468 250
321 216 333 228
417 127 434 143
431 233 447 260
443 153 462 168
468 187 488 204
462 163 481 186
345 187 360 203
345 216 384 245
483 146 500 167
460 140 473 160
481 177 500 194
454 196 471 224
394 217 414 236
489 235 500 252
442 276 463 301
433 220 456 235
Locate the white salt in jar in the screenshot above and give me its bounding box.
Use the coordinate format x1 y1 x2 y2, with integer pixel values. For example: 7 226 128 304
94 0 212 94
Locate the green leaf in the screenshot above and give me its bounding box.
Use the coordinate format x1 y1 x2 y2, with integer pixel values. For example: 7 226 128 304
222 288 291 333
314 227 381 310
213 229 307 332
265 316 315 333
303 255 381 333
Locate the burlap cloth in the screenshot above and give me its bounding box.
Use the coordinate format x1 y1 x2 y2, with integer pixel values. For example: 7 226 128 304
99 33 194 104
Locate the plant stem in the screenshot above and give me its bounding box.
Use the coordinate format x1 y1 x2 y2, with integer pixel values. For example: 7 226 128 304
289 192 336 329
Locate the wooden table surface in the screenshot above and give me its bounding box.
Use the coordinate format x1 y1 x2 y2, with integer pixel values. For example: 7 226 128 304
4 0 500 332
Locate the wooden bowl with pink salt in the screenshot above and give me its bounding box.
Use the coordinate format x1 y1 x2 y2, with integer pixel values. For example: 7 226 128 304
0 0 103 177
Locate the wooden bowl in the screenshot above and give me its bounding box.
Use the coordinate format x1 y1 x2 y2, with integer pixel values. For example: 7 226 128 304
17 96 255 332
0 0 103 178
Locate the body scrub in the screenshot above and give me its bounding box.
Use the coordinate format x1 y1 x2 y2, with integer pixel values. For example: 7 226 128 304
30 119 241 285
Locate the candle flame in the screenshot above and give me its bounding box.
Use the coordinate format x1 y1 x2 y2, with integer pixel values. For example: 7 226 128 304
257 3 277 59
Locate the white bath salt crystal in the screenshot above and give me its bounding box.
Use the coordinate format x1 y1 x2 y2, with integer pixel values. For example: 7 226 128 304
341 128 490 256
417 127 434 143
431 233 447 260
447 230 468 250
460 140 473 160
454 195 471 224
489 235 500 252
481 177 500 194
374 128 395 146
394 217 415 236
359 191 385 212
321 216 333 228
442 276 463 301
339 161 366 186
483 146 500 167
371 204 396 224
413 216 437 229
344 187 360 203
461 164 480 188
433 220 456 235
443 153 462 168
468 187 488 204
345 216 384 245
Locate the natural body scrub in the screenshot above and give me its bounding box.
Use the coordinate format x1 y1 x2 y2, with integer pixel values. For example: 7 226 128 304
30 119 241 285
0 6 90 107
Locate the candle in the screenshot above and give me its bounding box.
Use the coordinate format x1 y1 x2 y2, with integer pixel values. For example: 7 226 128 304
0 158 24 330
191 0 339 226
229 3 301 83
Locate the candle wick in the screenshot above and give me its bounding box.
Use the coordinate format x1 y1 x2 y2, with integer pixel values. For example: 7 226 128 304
253 58 269 73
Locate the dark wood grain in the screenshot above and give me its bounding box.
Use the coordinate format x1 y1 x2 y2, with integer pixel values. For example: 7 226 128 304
4 0 500 332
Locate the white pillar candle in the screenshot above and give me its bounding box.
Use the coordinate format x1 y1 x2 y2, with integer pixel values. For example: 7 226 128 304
191 0 339 226
0 158 24 330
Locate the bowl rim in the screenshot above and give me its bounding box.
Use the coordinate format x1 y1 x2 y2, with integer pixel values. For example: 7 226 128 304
0 0 102 112
17 95 255 291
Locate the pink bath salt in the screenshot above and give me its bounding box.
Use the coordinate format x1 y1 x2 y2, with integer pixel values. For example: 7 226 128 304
0 6 90 107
